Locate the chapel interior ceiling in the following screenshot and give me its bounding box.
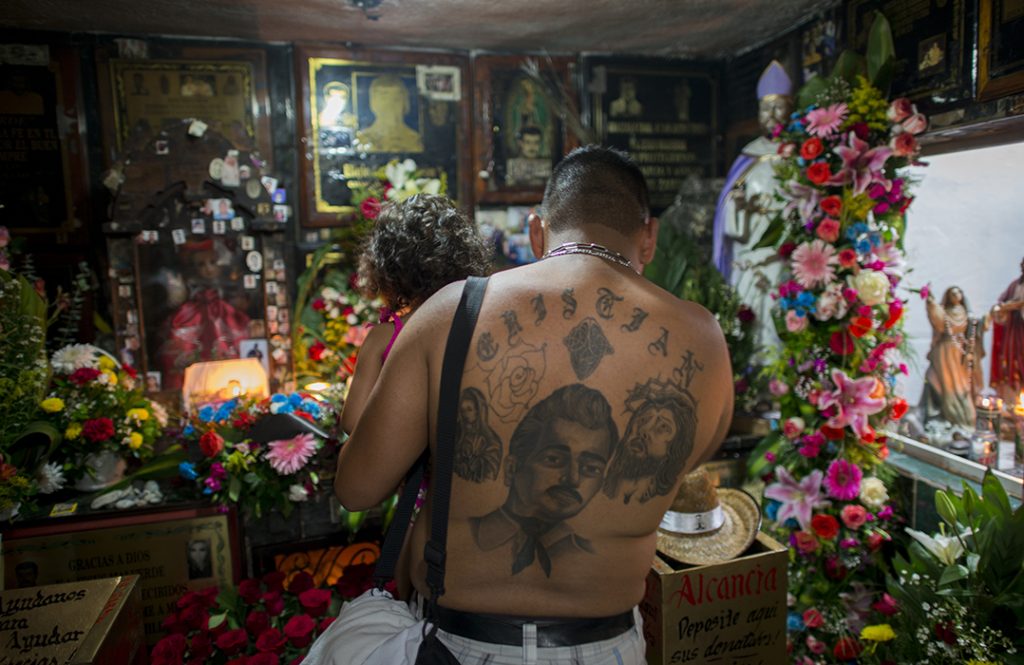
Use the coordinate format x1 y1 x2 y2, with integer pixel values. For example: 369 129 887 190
4 0 837 57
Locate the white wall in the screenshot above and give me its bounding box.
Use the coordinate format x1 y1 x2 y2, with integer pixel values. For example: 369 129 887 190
902 140 1024 406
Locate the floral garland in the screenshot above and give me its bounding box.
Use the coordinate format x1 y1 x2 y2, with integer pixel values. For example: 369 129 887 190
750 72 928 662
178 392 338 518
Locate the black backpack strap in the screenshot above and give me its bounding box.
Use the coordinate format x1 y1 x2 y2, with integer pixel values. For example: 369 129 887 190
424 276 489 603
372 451 426 587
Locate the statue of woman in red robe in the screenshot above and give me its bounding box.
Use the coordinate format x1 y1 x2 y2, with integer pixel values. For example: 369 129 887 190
991 256 1024 403
158 240 251 390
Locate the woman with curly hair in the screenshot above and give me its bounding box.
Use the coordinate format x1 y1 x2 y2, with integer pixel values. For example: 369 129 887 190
340 194 491 434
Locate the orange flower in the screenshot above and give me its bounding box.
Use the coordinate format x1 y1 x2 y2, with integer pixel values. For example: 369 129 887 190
869 378 886 400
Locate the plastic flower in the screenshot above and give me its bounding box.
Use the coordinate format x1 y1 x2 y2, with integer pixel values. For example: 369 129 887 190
35 461 66 494
860 624 895 642
790 240 838 289
824 459 863 501
764 467 830 530
40 397 65 413
265 433 318 475
832 131 893 195
804 103 848 137
819 369 887 436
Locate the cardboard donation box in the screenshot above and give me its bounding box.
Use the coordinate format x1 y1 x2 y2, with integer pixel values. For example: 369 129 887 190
641 533 788 665
0 575 144 665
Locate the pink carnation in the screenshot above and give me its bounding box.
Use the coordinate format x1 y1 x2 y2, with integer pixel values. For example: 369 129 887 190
265 433 318 475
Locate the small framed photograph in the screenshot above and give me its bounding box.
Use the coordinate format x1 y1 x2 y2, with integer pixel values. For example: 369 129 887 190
245 250 263 273
273 204 291 222
243 274 257 289
212 219 226 235
272 188 287 204
239 338 270 375
145 371 162 392
230 217 245 231
240 236 255 251
155 139 170 155
416 65 461 101
190 218 206 234
171 228 187 245
266 281 278 294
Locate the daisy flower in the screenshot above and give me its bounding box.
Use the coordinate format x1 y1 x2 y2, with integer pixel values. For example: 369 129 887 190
804 103 848 137
35 461 66 494
51 344 100 374
790 239 839 289
824 458 863 501
265 433 318 475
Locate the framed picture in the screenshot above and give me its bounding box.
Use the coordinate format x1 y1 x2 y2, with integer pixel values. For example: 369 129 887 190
588 58 718 215
978 0 1024 101
473 55 578 204
2 506 239 646
0 44 90 242
296 45 471 227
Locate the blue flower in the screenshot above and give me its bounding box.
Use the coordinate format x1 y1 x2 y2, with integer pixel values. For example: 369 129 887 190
796 291 816 307
856 239 872 254
198 405 215 423
300 399 322 419
183 423 195 436
787 612 805 632
288 392 304 407
179 461 198 481
779 297 793 311
765 500 780 522
270 394 288 404
202 486 212 495
215 402 236 422
797 157 806 167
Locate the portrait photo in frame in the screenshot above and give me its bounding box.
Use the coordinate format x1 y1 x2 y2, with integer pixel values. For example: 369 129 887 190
296 45 471 227
473 55 577 204
978 0 1024 101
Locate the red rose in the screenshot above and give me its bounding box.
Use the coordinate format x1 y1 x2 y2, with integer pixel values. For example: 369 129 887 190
246 609 270 635
820 195 842 217
256 627 287 654
872 592 899 616
180 603 208 630
802 608 824 629
262 570 287 593
160 612 185 635
867 532 886 552
851 122 870 140
737 305 755 323
800 137 824 160
214 628 249 656
262 591 285 616
833 636 862 659
806 162 832 185
233 412 256 430
299 588 333 617
820 425 845 441
284 613 317 649
226 659 247 665
887 97 913 123
935 621 957 644
824 555 848 580
890 131 918 157
308 340 327 362
811 513 840 540
151 634 187 661
288 571 316 595
815 218 841 243
238 579 262 604
794 531 818 554
82 417 115 443
849 316 873 338
838 248 858 268
69 367 102 385
336 563 376 599
890 398 908 420
123 364 138 379
199 431 224 457
319 616 336 632
248 654 279 665
360 197 382 220
829 330 854 356
190 632 213 660
778 242 797 259
840 504 868 529
311 298 326 312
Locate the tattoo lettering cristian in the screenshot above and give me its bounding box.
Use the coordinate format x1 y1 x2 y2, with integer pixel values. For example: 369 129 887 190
476 332 499 362
621 307 648 332
454 387 503 483
648 327 669 357
561 288 577 319
595 287 624 320
602 352 703 504
531 293 547 325
479 340 548 424
563 317 614 380
502 310 524 346
470 384 617 577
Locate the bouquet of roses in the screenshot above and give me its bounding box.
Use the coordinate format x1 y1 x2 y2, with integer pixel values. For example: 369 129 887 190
151 565 381 665
178 392 338 518
746 15 932 662
40 343 164 485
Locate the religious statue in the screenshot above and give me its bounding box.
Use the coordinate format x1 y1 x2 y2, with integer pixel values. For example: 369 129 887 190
922 286 988 430
355 74 423 153
712 61 794 351
991 256 1024 402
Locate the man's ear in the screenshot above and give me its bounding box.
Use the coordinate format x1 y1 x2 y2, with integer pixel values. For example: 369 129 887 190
639 216 659 267
528 213 546 259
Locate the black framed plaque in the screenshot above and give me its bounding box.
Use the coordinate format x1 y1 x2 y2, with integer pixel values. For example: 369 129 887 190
979 0 1024 101
589 59 717 215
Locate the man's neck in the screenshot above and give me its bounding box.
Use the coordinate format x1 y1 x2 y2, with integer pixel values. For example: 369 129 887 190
544 228 643 270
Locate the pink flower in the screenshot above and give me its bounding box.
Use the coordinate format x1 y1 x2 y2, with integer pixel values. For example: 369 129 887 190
790 239 838 289
265 433 318 475
805 103 848 137
816 218 841 243
902 112 928 135
819 369 887 436
824 459 863 501
769 378 789 396
782 417 805 440
872 593 899 616
890 131 918 157
764 467 831 531
832 131 893 195
919 284 930 300
343 323 372 347
806 635 827 654
782 181 821 223
840 504 868 529
785 310 808 332
887 98 913 123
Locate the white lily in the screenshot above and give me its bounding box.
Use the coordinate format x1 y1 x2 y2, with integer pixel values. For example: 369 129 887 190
906 527 967 566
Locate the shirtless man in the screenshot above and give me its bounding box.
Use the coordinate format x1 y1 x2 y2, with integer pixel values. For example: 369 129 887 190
335 146 732 663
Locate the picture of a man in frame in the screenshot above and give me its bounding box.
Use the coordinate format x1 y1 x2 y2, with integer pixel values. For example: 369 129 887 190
355 73 423 153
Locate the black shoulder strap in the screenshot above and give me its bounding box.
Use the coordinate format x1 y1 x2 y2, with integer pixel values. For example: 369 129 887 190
424 276 488 601
372 277 489 590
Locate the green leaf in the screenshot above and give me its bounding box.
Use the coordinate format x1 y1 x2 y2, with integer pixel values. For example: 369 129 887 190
752 216 785 250
228 476 242 503
795 75 829 110
935 490 958 528
983 472 1012 517
746 432 785 481
866 13 895 84
208 612 227 630
870 57 895 97
938 564 968 585
831 50 867 87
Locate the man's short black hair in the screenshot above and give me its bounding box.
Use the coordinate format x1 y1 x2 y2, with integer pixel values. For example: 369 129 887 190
517 125 543 141
540 145 649 234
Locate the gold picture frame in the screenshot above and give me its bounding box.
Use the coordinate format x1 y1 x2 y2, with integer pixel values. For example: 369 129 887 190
978 0 1024 101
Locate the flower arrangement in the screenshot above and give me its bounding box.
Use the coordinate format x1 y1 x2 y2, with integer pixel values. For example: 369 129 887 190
746 16 930 662
874 473 1023 664
39 344 165 485
293 158 444 389
151 566 380 665
178 392 338 518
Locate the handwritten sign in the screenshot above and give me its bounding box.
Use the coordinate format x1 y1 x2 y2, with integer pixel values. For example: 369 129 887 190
642 533 787 665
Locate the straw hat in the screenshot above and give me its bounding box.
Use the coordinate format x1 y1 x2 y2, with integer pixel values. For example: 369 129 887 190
656 466 761 567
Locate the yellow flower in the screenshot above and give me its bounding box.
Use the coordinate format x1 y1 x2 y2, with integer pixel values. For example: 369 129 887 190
859 624 895 642
65 423 82 440
128 432 144 450
127 408 150 422
98 355 115 370
101 369 118 385
40 397 65 413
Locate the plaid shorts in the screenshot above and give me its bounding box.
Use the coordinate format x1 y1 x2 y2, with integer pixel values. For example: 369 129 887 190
411 597 646 665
